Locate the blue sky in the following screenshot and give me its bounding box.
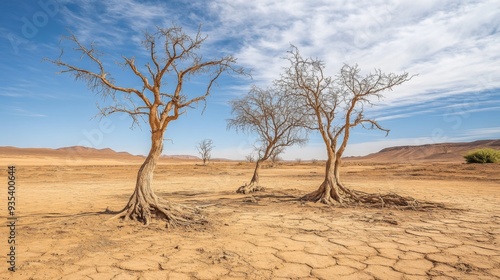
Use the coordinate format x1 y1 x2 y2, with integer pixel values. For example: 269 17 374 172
1 0 499 160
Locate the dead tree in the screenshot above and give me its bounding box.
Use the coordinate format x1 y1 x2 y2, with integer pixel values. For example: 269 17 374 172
48 26 244 227
197 139 214 165
228 85 308 194
245 154 255 163
278 46 416 206
269 147 283 167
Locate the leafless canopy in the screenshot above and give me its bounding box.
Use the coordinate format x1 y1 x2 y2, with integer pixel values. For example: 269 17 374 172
197 139 214 165
228 85 308 162
278 45 416 205
49 25 244 130
228 85 308 193
48 25 245 227
279 46 413 163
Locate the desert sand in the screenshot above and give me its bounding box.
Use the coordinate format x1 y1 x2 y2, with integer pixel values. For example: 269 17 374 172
0 147 499 279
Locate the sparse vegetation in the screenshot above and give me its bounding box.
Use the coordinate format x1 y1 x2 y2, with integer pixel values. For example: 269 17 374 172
197 139 214 166
228 85 308 194
245 154 255 163
464 148 500 164
270 149 283 167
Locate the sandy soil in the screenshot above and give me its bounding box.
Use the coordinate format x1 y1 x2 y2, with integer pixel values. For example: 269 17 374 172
0 159 499 279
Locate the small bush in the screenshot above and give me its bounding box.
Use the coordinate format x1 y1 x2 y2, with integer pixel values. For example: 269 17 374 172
464 148 500 164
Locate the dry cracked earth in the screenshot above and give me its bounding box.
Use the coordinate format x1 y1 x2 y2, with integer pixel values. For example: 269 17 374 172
1 161 499 279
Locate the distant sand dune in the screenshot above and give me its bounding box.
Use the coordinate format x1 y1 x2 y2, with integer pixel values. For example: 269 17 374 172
346 139 500 163
1 139 499 165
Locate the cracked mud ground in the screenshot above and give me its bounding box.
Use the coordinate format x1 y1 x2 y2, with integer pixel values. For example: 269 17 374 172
2 161 499 279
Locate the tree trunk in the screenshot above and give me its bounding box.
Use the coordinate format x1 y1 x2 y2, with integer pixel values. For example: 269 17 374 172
333 156 358 199
236 160 264 194
114 131 202 227
301 154 345 204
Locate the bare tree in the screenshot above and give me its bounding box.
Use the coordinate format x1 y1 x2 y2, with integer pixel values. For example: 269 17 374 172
197 139 214 165
269 147 283 167
278 46 414 205
48 26 243 226
245 154 255 163
228 85 308 194
442 144 450 154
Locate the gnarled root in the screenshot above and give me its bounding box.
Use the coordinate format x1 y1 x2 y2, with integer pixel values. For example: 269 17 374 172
302 180 443 210
301 180 356 205
301 188 340 205
112 198 206 228
236 182 264 194
352 190 444 210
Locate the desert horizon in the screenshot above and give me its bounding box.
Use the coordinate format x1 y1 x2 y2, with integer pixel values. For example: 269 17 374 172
2 138 499 164
1 139 499 279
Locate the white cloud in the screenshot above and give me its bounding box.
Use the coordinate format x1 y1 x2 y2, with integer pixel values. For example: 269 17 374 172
458 127 500 139
58 0 173 47
8 107 47 118
202 0 500 108
54 0 500 98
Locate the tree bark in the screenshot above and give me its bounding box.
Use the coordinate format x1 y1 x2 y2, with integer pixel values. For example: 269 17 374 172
301 151 360 204
114 131 202 227
236 160 264 194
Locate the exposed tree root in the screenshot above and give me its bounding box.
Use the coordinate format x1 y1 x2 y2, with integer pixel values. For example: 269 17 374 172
301 187 342 205
111 197 206 228
302 181 444 210
300 180 355 206
352 190 444 210
236 182 264 194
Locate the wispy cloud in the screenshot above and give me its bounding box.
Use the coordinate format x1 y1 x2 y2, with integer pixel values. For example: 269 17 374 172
57 0 173 47
0 92 23 98
7 107 47 118
366 90 500 122
201 0 500 103
0 83 59 100
457 127 500 139
445 106 500 116
54 0 500 110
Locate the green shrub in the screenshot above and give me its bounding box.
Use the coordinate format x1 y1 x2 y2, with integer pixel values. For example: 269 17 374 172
464 148 500 164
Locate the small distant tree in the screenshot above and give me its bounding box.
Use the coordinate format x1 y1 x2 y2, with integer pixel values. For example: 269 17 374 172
228 85 308 193
278 46 415 205
197 139 214 165
245 154 255 163
442 144 450 154
295 158 302 164
269 148 283 167
48 26 244 226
